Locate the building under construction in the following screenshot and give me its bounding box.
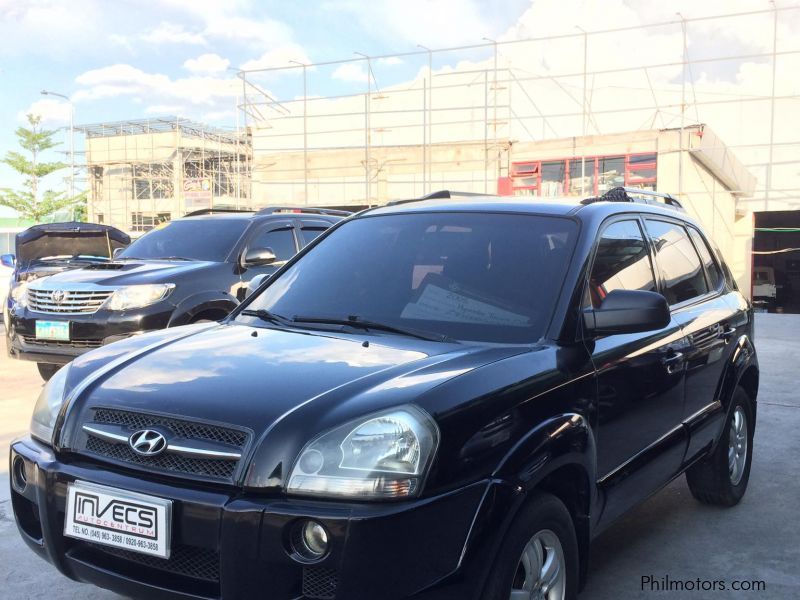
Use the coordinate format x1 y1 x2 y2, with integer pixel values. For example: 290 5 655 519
77 118 251 232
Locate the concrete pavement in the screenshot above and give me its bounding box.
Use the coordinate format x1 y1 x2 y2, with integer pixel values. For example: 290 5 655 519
1 315 798 599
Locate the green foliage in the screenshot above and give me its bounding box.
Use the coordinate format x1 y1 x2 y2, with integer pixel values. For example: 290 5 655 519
0 113 83 222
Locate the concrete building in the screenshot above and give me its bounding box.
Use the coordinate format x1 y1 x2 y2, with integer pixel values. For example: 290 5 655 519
250 124 756 294
78 118 250 232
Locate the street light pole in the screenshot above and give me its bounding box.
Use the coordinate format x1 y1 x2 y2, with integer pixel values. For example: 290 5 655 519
41 90 75 219
289 60 309 205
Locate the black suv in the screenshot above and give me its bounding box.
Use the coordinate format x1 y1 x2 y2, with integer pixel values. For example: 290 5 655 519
10 189 758 600
6 207 347 379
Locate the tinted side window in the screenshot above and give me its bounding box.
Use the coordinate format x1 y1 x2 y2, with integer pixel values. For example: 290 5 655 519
687 227 723 290
301 228 328 245
589 220 657 308
249 227 297 262
645 220 708 304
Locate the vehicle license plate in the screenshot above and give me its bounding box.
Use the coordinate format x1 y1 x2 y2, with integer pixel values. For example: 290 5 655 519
64 481 172 558
35 320 70 341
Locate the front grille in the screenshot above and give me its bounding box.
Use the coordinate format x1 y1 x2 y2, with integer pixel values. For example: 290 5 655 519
22 335 102 349
92 408 248 447
303 566 339 599
84 541 220 582
86 437 237 480
28 287 113 314
82 408 249 483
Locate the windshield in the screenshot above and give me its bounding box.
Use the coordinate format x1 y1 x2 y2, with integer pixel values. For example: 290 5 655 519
243 212 577 343
118 219 249 262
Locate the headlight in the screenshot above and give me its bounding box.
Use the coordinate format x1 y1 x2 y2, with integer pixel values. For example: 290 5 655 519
105 284 174 311
11 280 30 307
287 405 439 500
30 364 70 444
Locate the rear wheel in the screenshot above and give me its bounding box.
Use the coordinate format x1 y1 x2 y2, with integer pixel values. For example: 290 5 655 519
37 363 60 381
686 386 754 506
484 493 578 600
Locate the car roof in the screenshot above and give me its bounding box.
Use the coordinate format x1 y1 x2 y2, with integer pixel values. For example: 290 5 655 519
360 195 701 226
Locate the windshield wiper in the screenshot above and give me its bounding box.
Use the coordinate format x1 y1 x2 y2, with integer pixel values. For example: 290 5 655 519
153 256 194 261
291 314 455 343
240 309 291 325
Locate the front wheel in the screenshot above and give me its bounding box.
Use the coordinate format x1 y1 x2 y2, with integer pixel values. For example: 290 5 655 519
685 386 754 506
483 493 579 600
37 362 60 381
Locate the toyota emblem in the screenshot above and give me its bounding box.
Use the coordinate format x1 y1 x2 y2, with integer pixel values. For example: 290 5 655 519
129 429 168 456
50 289 67 304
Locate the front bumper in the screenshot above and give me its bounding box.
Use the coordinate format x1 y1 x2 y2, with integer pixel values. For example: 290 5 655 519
10 437 495 600
6 304 173 364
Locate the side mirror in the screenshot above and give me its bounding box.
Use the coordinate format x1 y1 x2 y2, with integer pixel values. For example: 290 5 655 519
245 273 270 297
583 289 670 336
243 247 277 267
1 254 15 268
113 247 123 258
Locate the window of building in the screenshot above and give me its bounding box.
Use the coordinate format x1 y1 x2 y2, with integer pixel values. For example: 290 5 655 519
589 220 657 308
645 219 708 304
509 152 657 197
96 214 104 223
131 212 172 232
132 163 173 200
540 161 565 196
568 159 594 196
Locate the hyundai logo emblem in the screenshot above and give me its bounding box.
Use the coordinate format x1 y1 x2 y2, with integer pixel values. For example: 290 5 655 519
128 429 168 456
50 289 67 304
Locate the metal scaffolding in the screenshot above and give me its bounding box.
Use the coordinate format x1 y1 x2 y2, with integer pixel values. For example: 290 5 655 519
237 4 800 210
76 117 251 231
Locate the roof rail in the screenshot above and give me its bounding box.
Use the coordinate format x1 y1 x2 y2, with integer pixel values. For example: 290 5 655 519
387 189 494 206
184 208 254 217
581 186 684 211
254 206 352 217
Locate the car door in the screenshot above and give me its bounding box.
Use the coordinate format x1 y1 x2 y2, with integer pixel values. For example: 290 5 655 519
587 217 689 527
236 220 299 300
652 221 741 463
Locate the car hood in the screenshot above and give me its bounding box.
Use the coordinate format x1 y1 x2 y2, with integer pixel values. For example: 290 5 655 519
15 222 129 268
62 322 527 453
32 259 215 287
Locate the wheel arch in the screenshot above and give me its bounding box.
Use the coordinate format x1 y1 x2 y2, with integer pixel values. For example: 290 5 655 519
167 292 239 326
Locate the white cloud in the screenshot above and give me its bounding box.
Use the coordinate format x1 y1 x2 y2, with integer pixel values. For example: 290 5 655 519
184 53 230 74
17 99 72 126
141 21 206 45
378 56 404 66
240 43 313 71
332 63 369 83
73 64 240 106
145 104 186 115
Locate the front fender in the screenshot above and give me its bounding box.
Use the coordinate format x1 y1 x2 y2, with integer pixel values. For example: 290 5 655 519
450 414 596 597
167 291 239 326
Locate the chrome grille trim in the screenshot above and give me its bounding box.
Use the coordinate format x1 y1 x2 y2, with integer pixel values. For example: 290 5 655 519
80 408 250 483
28 287 113 314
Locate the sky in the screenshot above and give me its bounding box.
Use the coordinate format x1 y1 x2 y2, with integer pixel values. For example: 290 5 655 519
0 0 797 217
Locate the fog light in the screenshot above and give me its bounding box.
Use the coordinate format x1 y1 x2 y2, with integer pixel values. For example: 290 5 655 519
12 456 28 492
291 520 329 562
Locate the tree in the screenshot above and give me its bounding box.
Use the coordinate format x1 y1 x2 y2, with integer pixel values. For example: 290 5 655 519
0 114 86 222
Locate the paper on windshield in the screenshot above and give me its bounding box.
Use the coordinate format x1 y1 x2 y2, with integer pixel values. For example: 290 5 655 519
401 280 530 326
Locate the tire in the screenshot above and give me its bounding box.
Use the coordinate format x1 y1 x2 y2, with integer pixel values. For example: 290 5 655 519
37 363 60 381
686 386 754 507
483 492 579 600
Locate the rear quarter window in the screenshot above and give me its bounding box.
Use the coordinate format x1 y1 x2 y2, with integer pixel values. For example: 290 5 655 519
645 219 708 305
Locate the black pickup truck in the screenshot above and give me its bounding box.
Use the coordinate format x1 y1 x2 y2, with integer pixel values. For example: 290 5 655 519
10 189 757 600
